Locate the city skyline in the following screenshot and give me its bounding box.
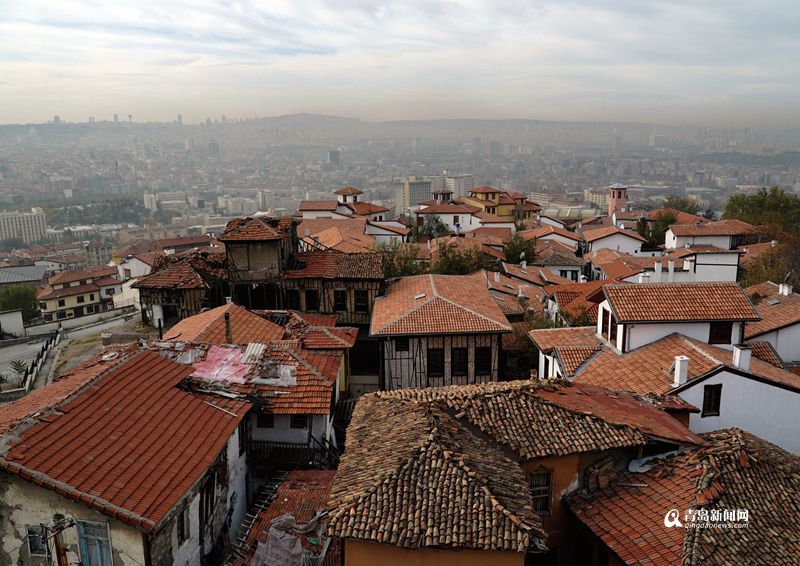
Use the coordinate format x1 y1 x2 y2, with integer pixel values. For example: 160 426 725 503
1 0 798 127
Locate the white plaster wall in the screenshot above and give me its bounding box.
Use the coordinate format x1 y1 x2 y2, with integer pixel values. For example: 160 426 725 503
251 414 329 444
0 475 146 566
668 234 732 250
589 233 642 255
225 429 249 546
542 265 581 281
679 371 800 454
171 491 202 566
627 321 742 351
539 233 578 251
539 217 566 229
753 325 800 363
481 220 517 234
118 258 152 280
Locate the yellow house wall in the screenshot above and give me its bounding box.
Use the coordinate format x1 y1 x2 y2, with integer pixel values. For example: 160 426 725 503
345 540 524 566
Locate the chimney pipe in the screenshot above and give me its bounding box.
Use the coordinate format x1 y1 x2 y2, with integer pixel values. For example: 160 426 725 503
157 317 163 340
653 260 662 283
224 311 233 344
520 260 527 269
225 296 232 304
732 344 752 372
494 271 500 283
673 355 689 387
667 259 675 282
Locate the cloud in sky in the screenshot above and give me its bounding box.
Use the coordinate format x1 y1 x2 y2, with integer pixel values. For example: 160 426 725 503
0 0 797 125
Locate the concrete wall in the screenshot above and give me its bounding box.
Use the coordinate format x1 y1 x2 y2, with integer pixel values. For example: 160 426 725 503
679 371 800 455
750 324 800 363
538 233 578 251
0 474 146 566
0 309 24 337
344 540 524 566
626 321 742 351
665 231 731 250
118 257 152 280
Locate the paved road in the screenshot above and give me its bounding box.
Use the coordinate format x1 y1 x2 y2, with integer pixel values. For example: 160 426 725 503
0 315 132 389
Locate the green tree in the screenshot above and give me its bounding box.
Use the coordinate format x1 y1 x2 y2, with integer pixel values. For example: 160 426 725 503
740 232 800 288
638 210 676 247
0 285 39 322
431 242 492 275
376 240 427 278
0 238 25 251
9 360 27 377
662 196 701 215
702 208 716 220
151 208 179 226
416 215 450 241
505 233 537 264
724 187 800 231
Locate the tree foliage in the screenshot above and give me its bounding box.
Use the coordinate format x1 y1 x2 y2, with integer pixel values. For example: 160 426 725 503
662 196 701 215
415 215 451 241
740 233 800 288
0 238 25 252
637 210 676 247
0 285 39 322
505 233 537 264
430 242 492 275
376 240 426 278
9 360 27 376
724 187 800 231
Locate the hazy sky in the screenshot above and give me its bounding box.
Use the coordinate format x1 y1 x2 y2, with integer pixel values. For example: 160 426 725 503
0 0 797 126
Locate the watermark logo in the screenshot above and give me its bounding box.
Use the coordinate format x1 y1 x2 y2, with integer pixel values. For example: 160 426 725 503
664 508 749 529
664 509 683 528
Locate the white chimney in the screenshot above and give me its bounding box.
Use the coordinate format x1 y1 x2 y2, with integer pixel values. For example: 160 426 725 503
653 260 663 283
667 259 675 282
732 344 752 372
579 274 587 283
771 240 778 247
779 284 793 296
638 272 651 284
684 257 695 282
494 271 500 283
520 260 527 269
673 355 689 387
225 296 232 304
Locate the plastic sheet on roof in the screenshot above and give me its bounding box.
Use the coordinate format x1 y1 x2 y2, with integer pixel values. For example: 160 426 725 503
192 345 251 384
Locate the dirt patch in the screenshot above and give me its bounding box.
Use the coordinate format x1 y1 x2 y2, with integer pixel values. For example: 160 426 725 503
53 333 106 378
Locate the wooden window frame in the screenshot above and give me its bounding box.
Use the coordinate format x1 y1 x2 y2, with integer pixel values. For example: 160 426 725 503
528 469 553 514
452 347 468 376
354 289 370 314
395 337 409 352
708 321 733 345
427 348 445 378
475 346 492 376
333 289 347 312
702 383 722 417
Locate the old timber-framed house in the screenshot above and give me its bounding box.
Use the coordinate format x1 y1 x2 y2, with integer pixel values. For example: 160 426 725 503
370 272 512 390
218 216 297 310
133 250 227 327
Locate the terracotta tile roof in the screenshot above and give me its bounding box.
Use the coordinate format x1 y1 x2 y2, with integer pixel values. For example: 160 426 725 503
46 269 97 286
463 226 513 244
745 281 800 338
555 345 601 374
164 303 285 344
132 251 226 290
346 201 388 215
491 291 525 316
37 281 101 300
532 240 586 267
298 200 339 212
469 185 502 194
298 217 377 253
236 470 339 566
226 344 338 415
296 326 358 350
154 234 215 249
474 210 512 224
748 341 786 368
131 251 162 266
416 202 480 214
569 428 800 566
519 225 581 243
218 216 294 241
0 344 138 435
379 380 701 457
737 241 777 268
502 261 574 286
429 236 506 261
327 394 548 553
0 350 250 532
528 326 601 353
669 219 756 237
603 283 760 323
334 186 363 196
370 273 512 336
582 226 648 243
571 333 800 394
645 207 709 225
283 251 384 280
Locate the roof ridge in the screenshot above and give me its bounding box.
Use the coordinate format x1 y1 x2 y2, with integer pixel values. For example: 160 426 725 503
680 336 726 367
371 279 435 334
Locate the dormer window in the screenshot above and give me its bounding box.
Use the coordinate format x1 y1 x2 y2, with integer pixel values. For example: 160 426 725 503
709 322 733 345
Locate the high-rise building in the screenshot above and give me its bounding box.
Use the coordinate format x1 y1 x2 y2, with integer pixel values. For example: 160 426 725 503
143 193 158 211
395 177 433 212
177 114 183 126
208 141 220 156
327 149 341 165
113 114 119 122
0 210 47 243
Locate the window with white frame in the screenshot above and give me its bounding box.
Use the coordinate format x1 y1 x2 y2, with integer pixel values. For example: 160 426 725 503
76 520 112 566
